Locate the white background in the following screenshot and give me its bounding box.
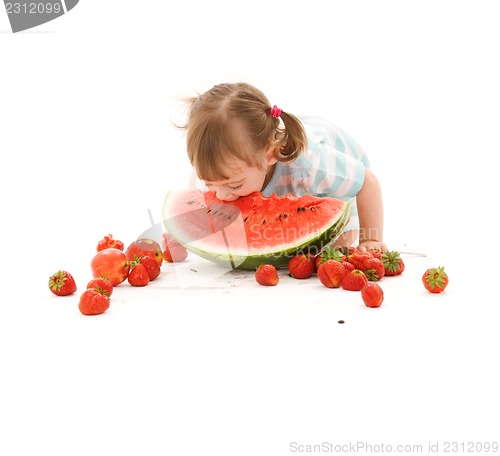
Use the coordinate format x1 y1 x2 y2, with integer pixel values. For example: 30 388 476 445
1 1 498 455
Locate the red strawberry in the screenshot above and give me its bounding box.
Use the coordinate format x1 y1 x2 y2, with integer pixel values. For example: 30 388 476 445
128 263 150 287
162 232 188 262
48 270 77 296
78 288 110 315
314 255 323 270
363 257 385 282
342 261 355 272
336 246 360 256
381 251 405 276
288 253 315 279
347 251 374 270
422 266 449 293
317 259 346 288
341 269 368 291
138 255 161 281
255 264 279 286
97 234 124 252
315 246 346 269
368 249 383 260
86 277 113 297
361 282 384 307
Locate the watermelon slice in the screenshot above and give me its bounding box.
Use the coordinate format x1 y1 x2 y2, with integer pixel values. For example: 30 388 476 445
162 190 351 270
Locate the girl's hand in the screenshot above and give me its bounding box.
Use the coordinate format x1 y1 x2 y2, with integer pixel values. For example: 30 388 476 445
357 239 388 253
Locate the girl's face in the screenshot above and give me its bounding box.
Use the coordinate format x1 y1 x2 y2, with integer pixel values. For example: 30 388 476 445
203 148 277 201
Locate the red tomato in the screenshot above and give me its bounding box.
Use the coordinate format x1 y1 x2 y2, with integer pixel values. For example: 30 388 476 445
162 232 188 263
125 238 163 267
90 248 130 286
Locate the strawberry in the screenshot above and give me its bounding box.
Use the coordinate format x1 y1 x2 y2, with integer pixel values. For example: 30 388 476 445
361 282 384 307
381 251 405 276
368 249 383 260
255 264 279 286
162 232 188 262
97 234 124 252
138 255 161 281
317 259 346 288
128 263 150 287
341 269 368 291
288 253 315 279
363 257 385 282
48 270 77 296
342 261 355 272
87 277 113 297
336 246 360 256
347 251 374 270
79 288 110 315
315 246 346 269
422 266 449 293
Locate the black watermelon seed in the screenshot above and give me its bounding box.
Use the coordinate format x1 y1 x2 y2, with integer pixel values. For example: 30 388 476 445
338 320 345 324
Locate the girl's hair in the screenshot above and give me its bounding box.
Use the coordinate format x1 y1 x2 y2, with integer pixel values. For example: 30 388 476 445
178 82 307 181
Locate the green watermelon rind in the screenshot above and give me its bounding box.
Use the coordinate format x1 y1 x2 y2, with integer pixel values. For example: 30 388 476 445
163 192 351 270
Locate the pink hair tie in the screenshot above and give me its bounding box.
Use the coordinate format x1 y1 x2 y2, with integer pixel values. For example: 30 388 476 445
270 105 282 118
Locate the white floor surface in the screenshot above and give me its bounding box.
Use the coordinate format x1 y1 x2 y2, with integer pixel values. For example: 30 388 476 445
2 248 498 456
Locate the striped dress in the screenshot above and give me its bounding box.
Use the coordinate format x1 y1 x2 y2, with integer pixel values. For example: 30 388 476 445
262 116 370 232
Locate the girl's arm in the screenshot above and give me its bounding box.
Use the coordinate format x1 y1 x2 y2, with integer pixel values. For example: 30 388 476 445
356 168 388 252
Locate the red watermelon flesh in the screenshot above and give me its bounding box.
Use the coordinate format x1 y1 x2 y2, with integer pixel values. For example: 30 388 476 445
162 190 351 269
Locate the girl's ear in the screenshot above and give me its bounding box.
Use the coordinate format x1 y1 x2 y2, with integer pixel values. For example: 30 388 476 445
264 143 278 165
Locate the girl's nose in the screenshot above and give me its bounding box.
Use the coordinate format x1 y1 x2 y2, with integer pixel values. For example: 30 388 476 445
215 188 233 201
